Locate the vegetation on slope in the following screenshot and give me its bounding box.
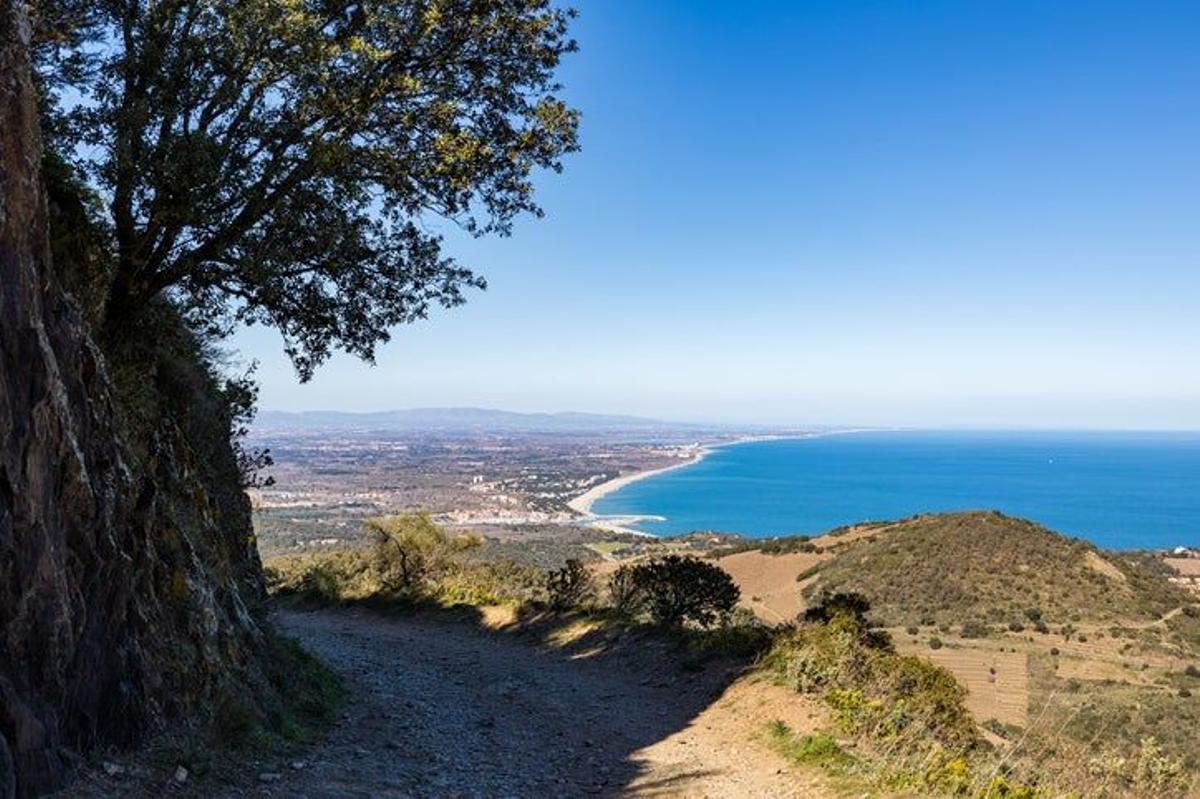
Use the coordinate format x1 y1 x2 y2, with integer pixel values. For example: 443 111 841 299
803 511 1190 629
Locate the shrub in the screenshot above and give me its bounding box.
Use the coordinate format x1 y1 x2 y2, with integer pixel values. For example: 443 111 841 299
960 620 990 638
929 636 943 650
546 559 592 611
804 592 872 624
297 563 341 603
628 555 740 628
763 607 976 756
608 565 644 617
767 722 854 771
366 512 481 592
1184 664 1200 679
906 626 919 636
1008 621 1025 632
1024 607 1043 622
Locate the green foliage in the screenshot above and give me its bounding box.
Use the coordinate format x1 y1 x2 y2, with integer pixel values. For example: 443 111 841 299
268 525 543 610
366 512 481 592
260 632 347 745
297 563 343 604
960 620 990 639
762 595 977 756
767 721 855 772
803 512 1190 628
626 555 740 628
688 608 774 658
41 0 579 379
545 558 592 611
607 564 644 617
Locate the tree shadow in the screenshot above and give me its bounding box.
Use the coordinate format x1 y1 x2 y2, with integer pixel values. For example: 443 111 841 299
268 602 776 798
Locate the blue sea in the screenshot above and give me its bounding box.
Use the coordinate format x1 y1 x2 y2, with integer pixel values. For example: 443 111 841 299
591 431 1200 549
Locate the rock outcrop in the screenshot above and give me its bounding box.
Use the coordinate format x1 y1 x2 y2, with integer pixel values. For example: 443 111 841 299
1 4 267 795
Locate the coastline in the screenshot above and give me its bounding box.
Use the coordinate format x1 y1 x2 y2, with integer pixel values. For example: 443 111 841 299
567 431 846 534
566 443 713 518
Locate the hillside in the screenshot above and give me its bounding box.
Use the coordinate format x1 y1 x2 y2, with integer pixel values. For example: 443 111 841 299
803 511 1189 628
771 512 1200 793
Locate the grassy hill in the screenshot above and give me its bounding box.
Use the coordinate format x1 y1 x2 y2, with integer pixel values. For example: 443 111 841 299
802 511 1190 629
774 511 1200 794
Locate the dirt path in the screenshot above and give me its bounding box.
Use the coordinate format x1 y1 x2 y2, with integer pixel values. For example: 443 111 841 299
218 608 831 798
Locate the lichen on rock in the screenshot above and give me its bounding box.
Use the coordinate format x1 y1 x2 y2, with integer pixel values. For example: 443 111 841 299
1 3 273 795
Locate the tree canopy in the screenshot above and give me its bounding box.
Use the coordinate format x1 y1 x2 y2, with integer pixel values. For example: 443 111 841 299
36 0 579 378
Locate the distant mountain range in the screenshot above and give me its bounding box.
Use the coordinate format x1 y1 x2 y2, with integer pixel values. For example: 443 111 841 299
253 407 714 433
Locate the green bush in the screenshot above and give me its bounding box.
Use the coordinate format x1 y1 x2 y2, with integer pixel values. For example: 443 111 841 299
961 620 990 638
767 721 855 771
366 512 481 592
608 565 644 617
763 595 976 756
627 555 740 628
546 558 592 611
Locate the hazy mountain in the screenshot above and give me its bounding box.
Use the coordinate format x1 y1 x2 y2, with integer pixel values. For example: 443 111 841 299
253 407 711 434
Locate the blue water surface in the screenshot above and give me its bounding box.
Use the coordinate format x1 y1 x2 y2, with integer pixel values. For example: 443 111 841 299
591 431 1200 549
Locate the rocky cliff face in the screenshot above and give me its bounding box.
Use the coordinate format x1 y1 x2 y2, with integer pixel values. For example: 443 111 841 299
1 4 268 796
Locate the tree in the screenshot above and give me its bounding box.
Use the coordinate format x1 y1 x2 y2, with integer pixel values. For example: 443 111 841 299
545 558 591 611
628 555 740 628
37 0 579 378
366 512 480 591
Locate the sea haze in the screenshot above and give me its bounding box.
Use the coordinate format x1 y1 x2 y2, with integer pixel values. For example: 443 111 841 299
592 431 1200 549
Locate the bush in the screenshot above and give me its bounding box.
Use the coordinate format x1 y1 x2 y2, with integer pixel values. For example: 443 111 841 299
608 565 644 617
804 592 872 624
366 512 480 592
297 563 341 603
763 602 977 756
960 620 990 639
546 559 592 611
929 636 943 650
628 555 740 628
1184 664 1200 679
906 626 919 636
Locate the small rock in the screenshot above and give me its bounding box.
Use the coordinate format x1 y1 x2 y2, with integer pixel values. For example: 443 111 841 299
102 762 125 777
290 760 307 770
173 766 188 784
583 739 594 747
258 772 283 783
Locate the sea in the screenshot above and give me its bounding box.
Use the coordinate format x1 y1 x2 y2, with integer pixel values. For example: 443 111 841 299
591 431 1200 549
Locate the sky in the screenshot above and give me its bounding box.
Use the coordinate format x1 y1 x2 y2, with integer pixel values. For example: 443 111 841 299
234 0 1200 429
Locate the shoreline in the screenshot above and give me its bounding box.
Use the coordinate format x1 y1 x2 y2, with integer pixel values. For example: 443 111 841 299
566 443 713 518
567 430 854 535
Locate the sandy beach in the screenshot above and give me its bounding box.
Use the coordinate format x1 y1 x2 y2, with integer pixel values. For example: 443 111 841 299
566 444 712 519
565 432 854 535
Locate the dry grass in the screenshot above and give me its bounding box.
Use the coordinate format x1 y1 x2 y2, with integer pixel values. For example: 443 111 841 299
1166 558 1200 577
715 550 825 623
893 636 1029 728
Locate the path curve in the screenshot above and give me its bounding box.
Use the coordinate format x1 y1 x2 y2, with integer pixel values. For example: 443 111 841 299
226 607 829 798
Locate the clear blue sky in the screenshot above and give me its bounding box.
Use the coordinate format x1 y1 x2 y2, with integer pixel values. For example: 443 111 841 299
235 0 1200 429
